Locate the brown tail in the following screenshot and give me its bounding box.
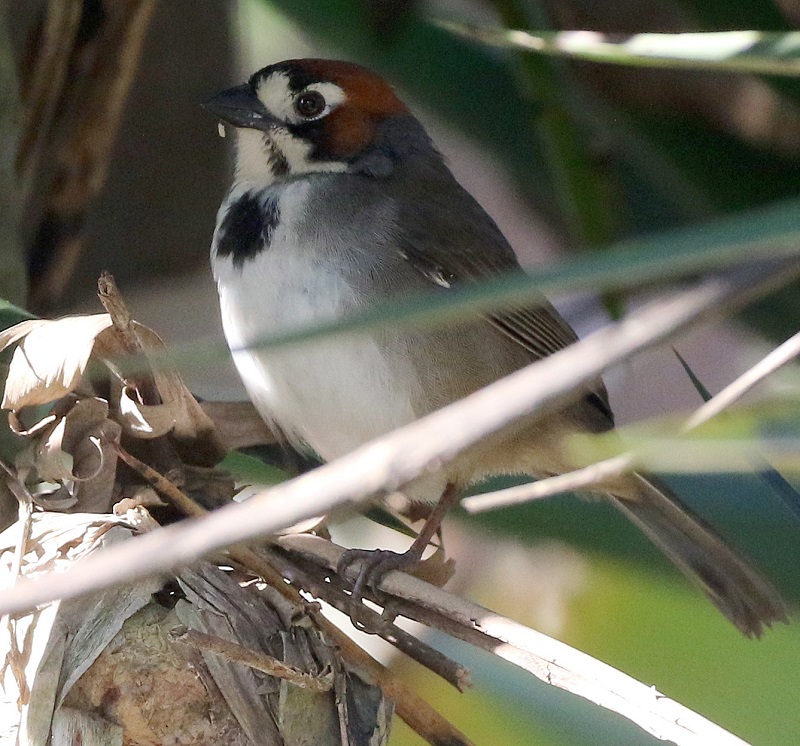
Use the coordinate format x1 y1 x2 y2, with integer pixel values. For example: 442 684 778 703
610 473 788 637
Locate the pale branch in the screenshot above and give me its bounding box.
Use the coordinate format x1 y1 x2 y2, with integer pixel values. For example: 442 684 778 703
279 534 751 746
461 454 634 512
685 329 800 430
118 441 470 690
0 259 794 621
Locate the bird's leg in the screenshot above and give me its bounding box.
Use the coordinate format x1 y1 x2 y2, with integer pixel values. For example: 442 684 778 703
337 483 461 632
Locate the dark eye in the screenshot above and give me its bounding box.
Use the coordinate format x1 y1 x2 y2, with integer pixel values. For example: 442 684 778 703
294 90 326 118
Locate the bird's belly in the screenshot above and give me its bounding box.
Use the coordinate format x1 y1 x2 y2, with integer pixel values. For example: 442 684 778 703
216 250 419 460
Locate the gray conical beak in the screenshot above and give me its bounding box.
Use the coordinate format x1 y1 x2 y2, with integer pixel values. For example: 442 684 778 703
202 84 277 131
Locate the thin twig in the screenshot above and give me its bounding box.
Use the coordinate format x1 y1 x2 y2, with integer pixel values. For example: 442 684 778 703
113 443 286 589
280 534 752 746
462 454 634 512
0 460 33 587
241 548 474 746
170 626 333 691
98 271 160 405
97 272 142 351
270 546 471 692
117 443 471 691
324 618 475 746
0 259 793 620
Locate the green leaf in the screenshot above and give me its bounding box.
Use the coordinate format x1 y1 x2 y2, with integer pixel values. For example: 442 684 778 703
671 347 800 516
219 450 289 486
361 505 420 540
0 298 34 332
436 24 800 78
161 195 800 372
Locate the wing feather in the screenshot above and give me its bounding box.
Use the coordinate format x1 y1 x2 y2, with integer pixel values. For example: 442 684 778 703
395 233 613 428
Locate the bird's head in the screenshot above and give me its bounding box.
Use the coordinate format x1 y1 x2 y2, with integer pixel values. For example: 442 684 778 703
204 59 426 185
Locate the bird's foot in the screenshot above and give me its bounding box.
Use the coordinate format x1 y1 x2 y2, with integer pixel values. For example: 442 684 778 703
337 547 421 632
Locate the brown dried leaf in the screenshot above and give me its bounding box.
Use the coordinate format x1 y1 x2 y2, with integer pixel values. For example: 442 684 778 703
68 421 121 514
199 400 278 449
94 321 225 463
133 324 226 464
16 398 121 514
36 416 75 483
117 385 176 439
0 315 113 411
30 485 79 511
8 410 58 437
411 541 456 588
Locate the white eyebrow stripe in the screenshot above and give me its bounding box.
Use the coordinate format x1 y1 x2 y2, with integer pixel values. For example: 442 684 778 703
255 74 347 124
304 82 347 113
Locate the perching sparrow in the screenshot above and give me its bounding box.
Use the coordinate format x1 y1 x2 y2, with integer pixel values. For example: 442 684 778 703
205 59 786 636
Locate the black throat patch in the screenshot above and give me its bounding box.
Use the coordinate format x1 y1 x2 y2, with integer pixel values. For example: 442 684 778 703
215 191 280 268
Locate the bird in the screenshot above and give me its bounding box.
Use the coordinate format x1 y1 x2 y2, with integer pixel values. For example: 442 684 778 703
204 58 787 637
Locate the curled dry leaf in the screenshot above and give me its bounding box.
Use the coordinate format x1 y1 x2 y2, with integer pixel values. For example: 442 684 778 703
97 322 226 464
2 312 226 488
0 315 219 449
118 384 177 439
33 417 75 483
15 398 121 514
0 315 113 410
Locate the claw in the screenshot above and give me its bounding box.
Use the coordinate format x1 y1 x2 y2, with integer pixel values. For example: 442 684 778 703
337 547 422 631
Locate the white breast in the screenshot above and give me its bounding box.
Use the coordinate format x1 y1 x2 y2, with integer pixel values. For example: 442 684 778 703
212 181 419 461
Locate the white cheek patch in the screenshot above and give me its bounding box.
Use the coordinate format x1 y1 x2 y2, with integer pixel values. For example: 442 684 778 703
234 129 278 184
